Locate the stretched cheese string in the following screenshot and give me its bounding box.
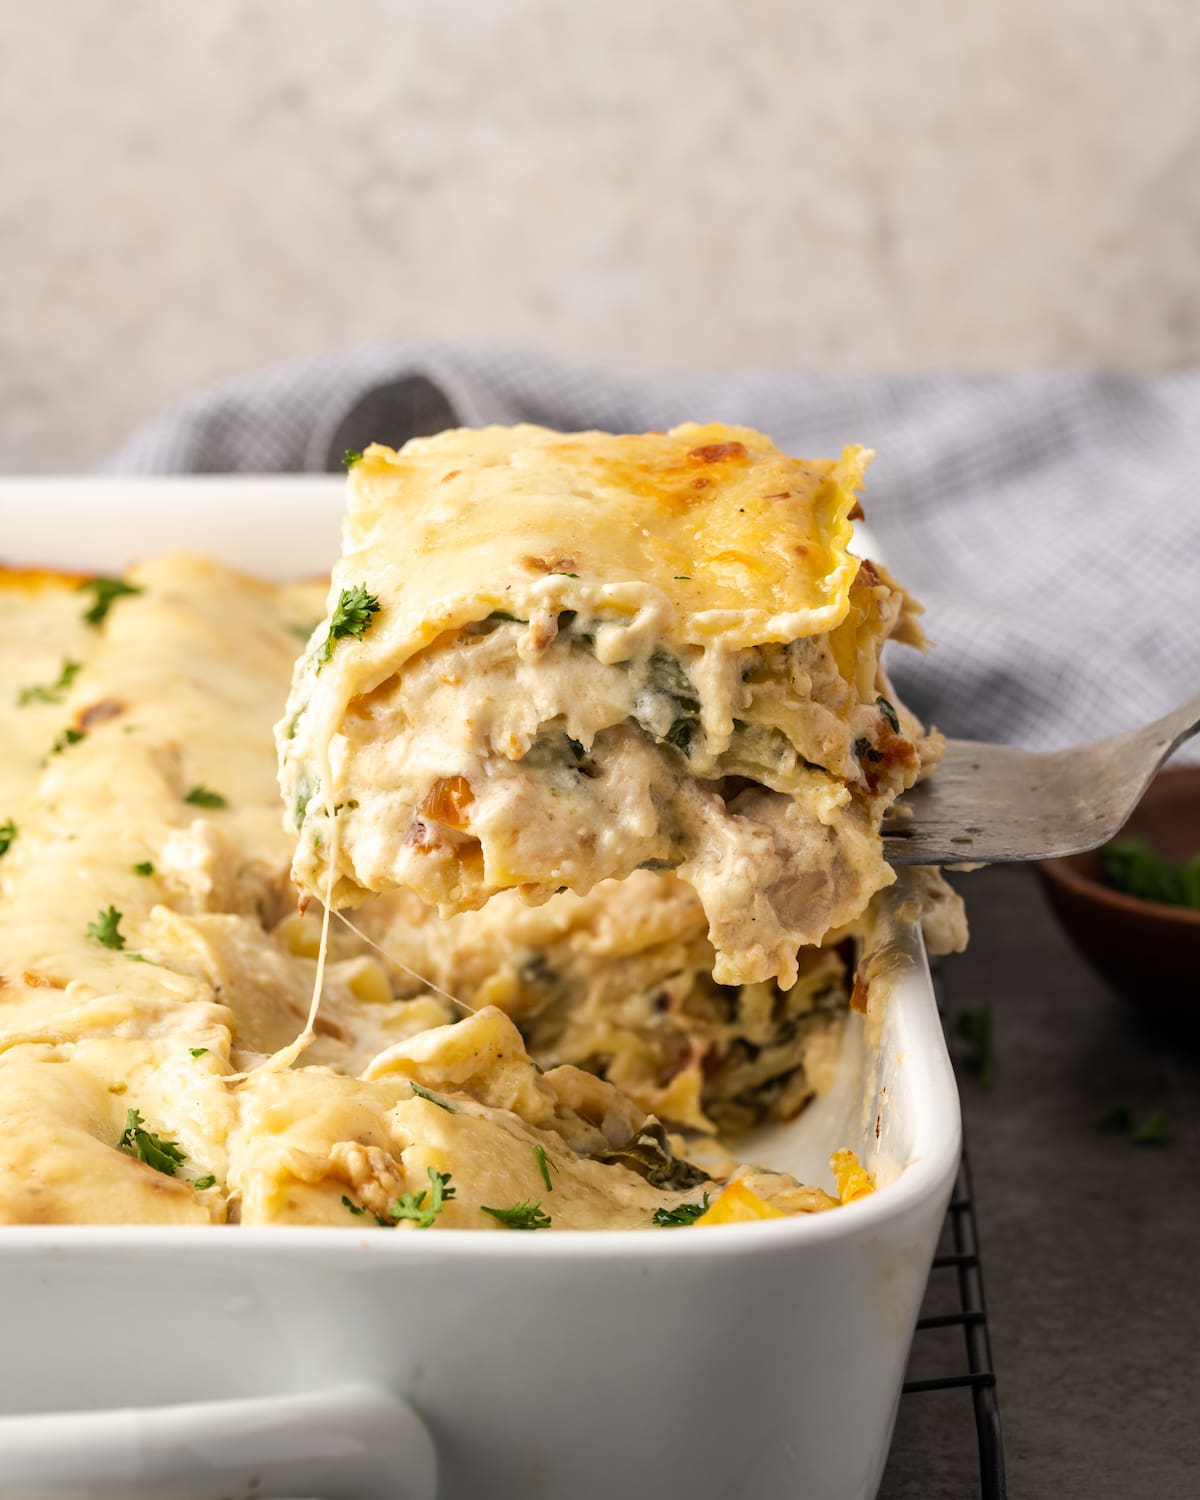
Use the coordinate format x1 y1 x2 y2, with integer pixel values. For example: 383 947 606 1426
333 909 476 1016
232 814 338 1078
234 811 474 1082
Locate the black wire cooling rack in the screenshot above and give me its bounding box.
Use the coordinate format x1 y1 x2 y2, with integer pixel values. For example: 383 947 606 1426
896 967 1007 1499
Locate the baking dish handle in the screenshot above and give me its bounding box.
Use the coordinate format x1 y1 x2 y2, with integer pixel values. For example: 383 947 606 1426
0 1383 436 1500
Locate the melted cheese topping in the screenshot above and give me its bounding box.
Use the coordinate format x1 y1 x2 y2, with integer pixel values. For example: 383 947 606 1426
337 424 866 671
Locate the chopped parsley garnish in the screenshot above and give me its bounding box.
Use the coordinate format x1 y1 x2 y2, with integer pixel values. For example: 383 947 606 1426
653 1193 711 1227
564 735 586 763
320 584 381 664
17 658 82 707
189 1046 209 1057
389 1168 455 1229
534 1143 556 1192
952 1005 993 1086
184 784 226 808
343 1195 368 1216
1101 839 1200 911
193 1174 216 1191
86 905 126 951
485 609 523 624
410 1080 457 1112
876 695 901 734
133 860 155 876
480 1199 552 1231
549 571 579 578
79 576 142 628
118 1109 186 1176
1095 1103 1171 1146
0 819 15 858
342 449 363 468
51 726 85 754
1133 1111 1171 1146
673 575 692 580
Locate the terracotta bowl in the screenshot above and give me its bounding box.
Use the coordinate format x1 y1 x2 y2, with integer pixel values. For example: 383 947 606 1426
1037 765 1200 1030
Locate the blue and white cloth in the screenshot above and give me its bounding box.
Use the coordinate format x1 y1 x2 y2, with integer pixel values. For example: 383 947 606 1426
104 345 1200 755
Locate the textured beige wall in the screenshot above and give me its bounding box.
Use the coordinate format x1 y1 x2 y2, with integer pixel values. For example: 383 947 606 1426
2 0 1198 469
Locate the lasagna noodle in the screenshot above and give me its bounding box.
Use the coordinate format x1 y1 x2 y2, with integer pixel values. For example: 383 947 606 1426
280 424 940 987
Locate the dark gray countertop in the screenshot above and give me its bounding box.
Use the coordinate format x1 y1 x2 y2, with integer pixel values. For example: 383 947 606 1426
880 865 1200 1500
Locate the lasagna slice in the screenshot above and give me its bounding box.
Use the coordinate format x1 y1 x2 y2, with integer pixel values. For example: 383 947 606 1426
280 424 940 987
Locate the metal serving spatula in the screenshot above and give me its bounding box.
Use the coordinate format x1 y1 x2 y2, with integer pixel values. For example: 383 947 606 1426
884 691 1200 865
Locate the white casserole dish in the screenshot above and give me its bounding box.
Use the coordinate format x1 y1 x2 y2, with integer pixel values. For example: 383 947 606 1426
0 478 962 1500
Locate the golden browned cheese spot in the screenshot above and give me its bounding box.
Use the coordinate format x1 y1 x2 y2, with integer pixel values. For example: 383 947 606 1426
76 698 125 730
688 441 748 464
419 775 475 830
541 435 767 522
521 554 579 575
22 971 68 990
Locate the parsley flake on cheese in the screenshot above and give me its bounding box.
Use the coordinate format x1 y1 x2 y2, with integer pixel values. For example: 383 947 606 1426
17 658 82 707
480 1199 552 1231
534 1143 556 1192
184 785 226 808
79 576 142 628
389 1168 455 1229
652 1193 710 1227
320 584 381 664
86 905 126 951
118 1109 186 1176
410 1081 457 1112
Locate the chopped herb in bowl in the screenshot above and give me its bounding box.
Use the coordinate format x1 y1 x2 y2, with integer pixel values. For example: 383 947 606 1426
1101 839 1200 911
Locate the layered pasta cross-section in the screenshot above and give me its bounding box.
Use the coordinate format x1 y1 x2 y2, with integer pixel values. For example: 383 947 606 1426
281 424 942 989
